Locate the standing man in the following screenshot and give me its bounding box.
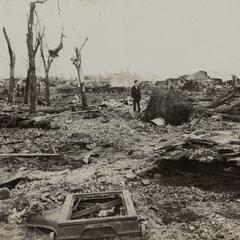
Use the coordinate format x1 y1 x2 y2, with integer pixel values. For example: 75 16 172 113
131 80 141 112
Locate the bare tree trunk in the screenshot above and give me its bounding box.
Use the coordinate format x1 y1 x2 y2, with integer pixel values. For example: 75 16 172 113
27 3 37 113
39 31 63 107
81 84 88 110
3 27 16 104
45 73 50 106
24 69 30 104
77 69 88 109
9 66 15 104
29 66 37 113
72 38 88 110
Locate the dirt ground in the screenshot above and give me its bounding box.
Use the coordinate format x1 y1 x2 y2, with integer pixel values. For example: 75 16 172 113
0 92 240 240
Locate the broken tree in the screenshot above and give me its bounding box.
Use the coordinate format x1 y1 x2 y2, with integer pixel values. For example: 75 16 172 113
26 1 44 112
39 29 64 106
3 27 16 104
71 37 88 110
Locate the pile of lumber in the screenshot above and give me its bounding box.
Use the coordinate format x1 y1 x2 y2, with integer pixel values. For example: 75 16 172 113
154 130 240 176
204 86 240 122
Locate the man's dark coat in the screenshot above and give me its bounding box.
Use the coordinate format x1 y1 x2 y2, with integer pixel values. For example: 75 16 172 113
131 86 141 100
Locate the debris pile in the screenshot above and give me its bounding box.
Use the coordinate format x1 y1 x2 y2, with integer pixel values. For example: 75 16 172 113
157 71 222 92
27 190 145 240
1 70 240 239
154 130 240 176
206 86 240 121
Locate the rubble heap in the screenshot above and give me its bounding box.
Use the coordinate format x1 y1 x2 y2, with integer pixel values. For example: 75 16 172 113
154 130 240 176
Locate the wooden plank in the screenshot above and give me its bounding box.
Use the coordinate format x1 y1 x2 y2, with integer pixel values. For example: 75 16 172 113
153 142 185 152
72 191 121 198
71 198 122 219
59 194 74 222
229 139 240 145
0 153 61 157
58 215 137 226
222 152 240 158
44 109 100 119
0 140 23 146
122 190 137 217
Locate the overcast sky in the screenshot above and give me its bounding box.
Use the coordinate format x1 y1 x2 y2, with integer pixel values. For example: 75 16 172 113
1 0 240 80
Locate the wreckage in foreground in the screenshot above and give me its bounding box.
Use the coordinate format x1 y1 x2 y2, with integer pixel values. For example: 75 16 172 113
27 190 145 240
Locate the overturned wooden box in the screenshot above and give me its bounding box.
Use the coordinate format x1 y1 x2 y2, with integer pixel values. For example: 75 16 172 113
27 190 145 240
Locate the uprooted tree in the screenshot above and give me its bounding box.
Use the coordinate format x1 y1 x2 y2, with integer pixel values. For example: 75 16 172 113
39 29 64 106
3 27 16 104
71 37 88 110
142 87 193 125
25 1 45 112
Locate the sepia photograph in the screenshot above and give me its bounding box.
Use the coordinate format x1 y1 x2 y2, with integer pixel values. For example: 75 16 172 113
0 0 240 239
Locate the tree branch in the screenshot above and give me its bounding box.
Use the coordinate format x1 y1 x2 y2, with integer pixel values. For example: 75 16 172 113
31 0 46 4
71 37 88 70
3 27 15 66
48 32 64 57
80 37 88 51
47 56 54 73
39 29 47 71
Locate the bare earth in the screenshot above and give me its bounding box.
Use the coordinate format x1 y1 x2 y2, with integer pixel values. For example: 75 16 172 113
0 98 240 240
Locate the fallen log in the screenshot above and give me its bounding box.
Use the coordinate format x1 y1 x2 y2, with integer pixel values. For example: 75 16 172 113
0 113 55 129
221 114 240 123
42 109 100 119
39 107 71 114
202 110 240 123
209 87 240 108
215 101 240 114
0 153 61 158
186 137 217 147
0 140 23 146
